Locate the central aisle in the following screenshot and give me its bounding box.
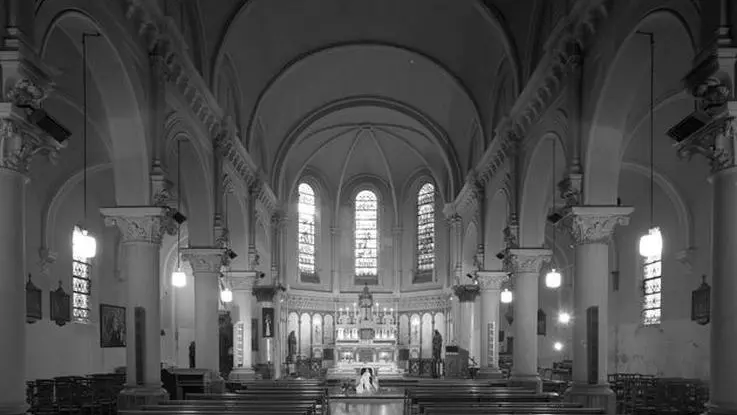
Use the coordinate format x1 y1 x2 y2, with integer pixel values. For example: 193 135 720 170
329 389 405 415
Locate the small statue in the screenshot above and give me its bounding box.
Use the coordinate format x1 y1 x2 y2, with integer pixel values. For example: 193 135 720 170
355 367 379 395
188 341 196 368
432 330 443 360
288 330 297 358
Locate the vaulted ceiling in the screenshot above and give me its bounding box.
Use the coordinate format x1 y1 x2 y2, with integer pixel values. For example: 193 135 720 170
210 0 521 201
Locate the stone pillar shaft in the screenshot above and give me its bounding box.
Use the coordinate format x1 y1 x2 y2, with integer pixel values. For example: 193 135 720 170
0 168 27 415
101 207 171 408
477 271 506 370
453 285 480 358
709 167 737 413
508 249 550 390
564 206 632 414
183 248 225 373
229 271 256 381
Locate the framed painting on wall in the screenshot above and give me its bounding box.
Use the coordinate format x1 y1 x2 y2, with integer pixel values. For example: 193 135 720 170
100 304 126 348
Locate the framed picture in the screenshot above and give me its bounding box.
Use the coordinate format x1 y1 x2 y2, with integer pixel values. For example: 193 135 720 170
50 283 71 326
251 318 259 351
26 274 42 324
100 304 126 348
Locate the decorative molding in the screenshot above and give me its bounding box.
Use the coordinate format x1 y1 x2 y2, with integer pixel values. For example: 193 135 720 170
253 285 283 303
508 248 551 274
230 271 258 291
37 247 57 278
476 271 508 291
181 247 226 273
675 115 737 173
453 284 480 303
100 206 172 244
567 206 633 245
0 117 64 175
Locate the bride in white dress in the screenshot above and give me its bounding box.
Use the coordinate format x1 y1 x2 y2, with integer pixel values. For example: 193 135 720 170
355 367 379 394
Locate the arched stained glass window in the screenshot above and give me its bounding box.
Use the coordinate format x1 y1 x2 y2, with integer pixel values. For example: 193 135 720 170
355 190 378 278
297 183 316 281
416 183 435 276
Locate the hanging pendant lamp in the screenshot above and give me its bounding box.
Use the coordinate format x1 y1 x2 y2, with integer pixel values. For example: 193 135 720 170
637 32 663 259
77 33 100 259
172 139 187 287
500 288 513 304
545 138 562 289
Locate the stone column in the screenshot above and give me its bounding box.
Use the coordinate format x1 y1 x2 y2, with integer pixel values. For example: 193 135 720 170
0 114 60 415
563 207 631 414
182 248 226 373
450 215 463 282
508 248 551 392
330 226 341 293
392 226 402 292
101 207 172 408
679 44 737 414
253 285 281 376
452 284 480 359
476 271 507 378
229 271 257 381
270 212 285 283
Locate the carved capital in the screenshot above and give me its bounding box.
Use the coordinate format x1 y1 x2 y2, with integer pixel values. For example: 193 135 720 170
182 248 226 274
508 249 551 274
7 78 48 109
37 247 57 277
476 271 508 291
230 271 258 291
452 284 480 303
0 118 64 174
568 206 633 244
558 173 582 207
674 115 737 173
253 284 282 303
100 207 170 244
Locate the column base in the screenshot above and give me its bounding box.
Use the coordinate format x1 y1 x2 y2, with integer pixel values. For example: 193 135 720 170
118 386 169 410
508 373 542 393
0 401 28 415
564 383 616 415
229 367 257 382
477 367 505 379
706 402 737 414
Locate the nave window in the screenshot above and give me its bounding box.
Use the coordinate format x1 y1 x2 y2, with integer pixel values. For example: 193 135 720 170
355 190 378 278
72 225 92 323
298 183 317 281
416 182 435 278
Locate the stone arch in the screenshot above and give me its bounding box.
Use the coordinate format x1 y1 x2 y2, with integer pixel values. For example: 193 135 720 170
461 221 479 277
42 163 112 252
36 5 151 205
164 115 214 246
519 133 567 246
484 189 508 270
620 161 692 252
583 8 697 204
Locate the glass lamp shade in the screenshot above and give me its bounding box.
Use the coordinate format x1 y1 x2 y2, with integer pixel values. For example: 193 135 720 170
73 227 97 259
558 312 571 324
500 288 513 304
545 269 562 289
220 288 233 303
171 270 187 288
638 227 663 258
553 341 564 351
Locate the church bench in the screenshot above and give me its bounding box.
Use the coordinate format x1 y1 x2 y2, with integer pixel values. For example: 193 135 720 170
140 402 317 414
423 409 606 415
415 401 588 414
119 409 310 415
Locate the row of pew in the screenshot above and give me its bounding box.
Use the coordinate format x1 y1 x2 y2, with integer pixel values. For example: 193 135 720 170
119 378 608 415
608 373 708 414
25 373 126 414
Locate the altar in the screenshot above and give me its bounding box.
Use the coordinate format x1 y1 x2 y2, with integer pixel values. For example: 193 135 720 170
328 285 404 378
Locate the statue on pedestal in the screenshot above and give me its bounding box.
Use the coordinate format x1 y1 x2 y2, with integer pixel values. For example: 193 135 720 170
432 330 443 360
188 341 196 368
288 330 297 360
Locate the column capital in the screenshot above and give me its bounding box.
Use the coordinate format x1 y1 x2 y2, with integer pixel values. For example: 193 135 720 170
568 206 633 244
476 271 508 291
181 248 226 273
0 117 65 175
508 249 551 274
452 284 480 302
100 206 171 244
252 284 284 303
230 271 257 291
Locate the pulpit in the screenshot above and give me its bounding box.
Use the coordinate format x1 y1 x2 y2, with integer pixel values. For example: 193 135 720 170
444 346 469 378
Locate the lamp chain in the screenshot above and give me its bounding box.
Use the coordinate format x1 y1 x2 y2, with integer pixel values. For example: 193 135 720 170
649 34 655 227
177 138 181 269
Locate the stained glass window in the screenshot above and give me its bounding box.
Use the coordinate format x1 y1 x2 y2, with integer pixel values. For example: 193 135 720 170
297 183 316 280
355 190 378 277
416 183 435 275
642 249 662 326
72 225 91 323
